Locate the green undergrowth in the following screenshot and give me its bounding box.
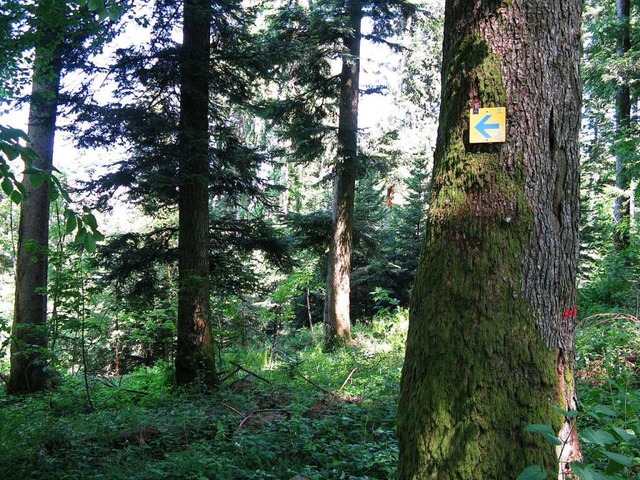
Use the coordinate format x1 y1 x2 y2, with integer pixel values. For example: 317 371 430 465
572 318 640 479
520 317 640 479
3 306 639 480
0 309 408 480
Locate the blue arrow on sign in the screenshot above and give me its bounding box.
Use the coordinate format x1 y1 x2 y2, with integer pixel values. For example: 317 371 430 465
475 114 500 139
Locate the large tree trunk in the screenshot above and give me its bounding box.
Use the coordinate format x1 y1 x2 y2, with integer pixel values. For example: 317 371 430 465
8 1 63 394
613 0 631 252
323 0 362 348
175 0 216 386
396 1 582 478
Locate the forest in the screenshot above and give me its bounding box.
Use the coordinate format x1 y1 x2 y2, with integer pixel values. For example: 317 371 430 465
0 0 639 479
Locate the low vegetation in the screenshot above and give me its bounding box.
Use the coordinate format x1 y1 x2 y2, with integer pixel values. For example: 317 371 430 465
0 309 407 480
1 305 639 479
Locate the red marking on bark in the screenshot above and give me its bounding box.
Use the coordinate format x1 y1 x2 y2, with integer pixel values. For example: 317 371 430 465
563 307 577 319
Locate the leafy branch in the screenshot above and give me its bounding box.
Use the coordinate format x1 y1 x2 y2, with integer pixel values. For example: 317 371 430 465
517 405 638 480
0 125 104 252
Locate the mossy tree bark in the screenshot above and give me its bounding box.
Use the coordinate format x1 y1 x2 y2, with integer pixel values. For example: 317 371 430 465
323 0 362 348
175 0 216 386
396 1 582 478
613 0 631 252
8 0 64 394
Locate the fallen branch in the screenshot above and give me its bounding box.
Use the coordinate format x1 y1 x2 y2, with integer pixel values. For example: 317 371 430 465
578 312 640 328
298 372 362 404
224 404 243 416
238 408 290 429
228 361 272 385
94 375 149 395
337 368 358 394
219 366 241 383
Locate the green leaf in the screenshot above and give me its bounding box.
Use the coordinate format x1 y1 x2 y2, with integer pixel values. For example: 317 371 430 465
108 6 123 21
48 188 59 201
612 427 637 443
602 450 635 467
29 172 45 189
87 0 103 11
516 465 548 480
10 190 22 204
592 405 618 417
83 213 98 230
525 424 562 446
603 458 624 476
84 233 97 253
65 215 77 235
75 227 88 245
49 175 71 203
2 144 19 160
580 428 617 446
20 147 38 166
92 230 105 242
15 181 27 196
553 406 579 418
1 177 13 196
0 127 27 141
570 462 617 480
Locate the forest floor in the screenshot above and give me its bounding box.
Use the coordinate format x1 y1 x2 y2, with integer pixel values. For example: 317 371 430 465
1 309 639 479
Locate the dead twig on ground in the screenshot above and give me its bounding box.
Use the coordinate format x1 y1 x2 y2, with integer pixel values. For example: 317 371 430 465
239 408 290 429
94 375 149 395
337 368 357 394
218 366 241 383
224 404 243 416
228 361 272 384
298 372 362 404
578 312 640 327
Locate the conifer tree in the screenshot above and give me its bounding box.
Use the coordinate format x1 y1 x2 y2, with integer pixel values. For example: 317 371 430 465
396 0 582 477
76 1 290 371
613 0 632 252
323 0 362 348
174 0 216 385
580 0 639 304
262 0 419 346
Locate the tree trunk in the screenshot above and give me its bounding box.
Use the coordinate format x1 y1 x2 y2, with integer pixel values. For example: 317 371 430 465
175 0 216 386
8 0 63 394
613 0 631 252
323 0 362 348
396 1 582 479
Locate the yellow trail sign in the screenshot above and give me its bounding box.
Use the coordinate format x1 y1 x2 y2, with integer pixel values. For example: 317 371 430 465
469 107 506 143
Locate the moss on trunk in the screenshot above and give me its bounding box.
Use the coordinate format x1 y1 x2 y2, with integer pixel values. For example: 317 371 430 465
397 0 582 476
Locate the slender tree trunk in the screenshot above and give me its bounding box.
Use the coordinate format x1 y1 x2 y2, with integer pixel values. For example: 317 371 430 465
175 0 216 386
323 0 362 348
613 0 631 252
396 1 582 478
8 0 63 394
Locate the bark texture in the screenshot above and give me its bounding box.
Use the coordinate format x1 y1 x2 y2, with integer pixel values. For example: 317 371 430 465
8 0 63 394
175 0 216 386
396 1 582 478
324 0 362 348
613 0 631 252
